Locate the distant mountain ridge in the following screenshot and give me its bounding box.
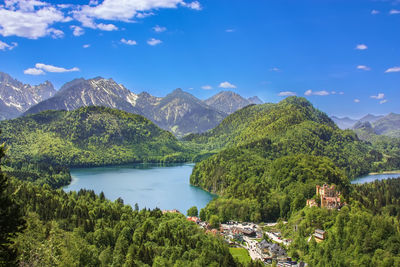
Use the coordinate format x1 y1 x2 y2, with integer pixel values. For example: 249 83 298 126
331 116 358 130
331 113 400 136
354 113 400 138
0 72 263 136
0 72 56 119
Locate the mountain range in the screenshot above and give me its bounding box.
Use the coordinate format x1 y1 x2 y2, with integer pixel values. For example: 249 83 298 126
332 113 400 138
331 114 385 130
0 72 262 137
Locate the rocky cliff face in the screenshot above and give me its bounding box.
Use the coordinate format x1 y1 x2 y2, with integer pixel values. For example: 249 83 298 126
0 72 56 119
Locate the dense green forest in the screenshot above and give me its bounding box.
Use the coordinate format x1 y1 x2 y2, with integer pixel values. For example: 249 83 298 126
280 178 400 266
190 97 400 222
0 106 191 168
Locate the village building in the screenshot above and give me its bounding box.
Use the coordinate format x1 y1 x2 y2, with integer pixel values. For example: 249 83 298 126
313 229 326 242
257 240 287 259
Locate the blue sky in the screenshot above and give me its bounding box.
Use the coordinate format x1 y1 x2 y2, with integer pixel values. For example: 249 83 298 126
0 0 399 118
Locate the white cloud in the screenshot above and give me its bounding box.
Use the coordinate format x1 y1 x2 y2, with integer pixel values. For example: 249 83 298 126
370 93 385 100
201 85 212 90
354 99 360 103
24 68 45 75
96 23 118 31
219 81 236 89
339 91 344 95
270 67 280 72
0 1 66 39
371 10 380 15
357 65 371 71
385 66 400 73
355 44 368 50
380 99 387 104
182 1 202 10
70 25 84 36
153 25 166 33
278 91 296 96
304 90 330 96
83 44 90 48
0 40 17 51
35 63 80 73
225 29 235 33
389 9 400 15
147 38 162 46
73 0 191 28
121 38 137 45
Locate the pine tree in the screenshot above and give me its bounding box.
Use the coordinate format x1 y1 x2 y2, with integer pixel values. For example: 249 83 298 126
0 143 25 266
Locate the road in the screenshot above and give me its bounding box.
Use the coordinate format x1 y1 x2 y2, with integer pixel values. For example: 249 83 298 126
265 231 290 246
243 236 263 261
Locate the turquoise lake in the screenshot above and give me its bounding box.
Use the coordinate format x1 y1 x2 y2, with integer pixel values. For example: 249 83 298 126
351 172 400 184
63 163 215 213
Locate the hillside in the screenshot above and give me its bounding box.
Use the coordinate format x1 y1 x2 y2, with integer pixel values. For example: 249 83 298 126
189 97 396 222
1 106 190 168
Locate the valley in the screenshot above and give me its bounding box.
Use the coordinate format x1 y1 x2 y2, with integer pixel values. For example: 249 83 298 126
1 90 400 266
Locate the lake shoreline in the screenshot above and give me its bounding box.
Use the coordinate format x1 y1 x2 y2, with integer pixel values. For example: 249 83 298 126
368 170 400 175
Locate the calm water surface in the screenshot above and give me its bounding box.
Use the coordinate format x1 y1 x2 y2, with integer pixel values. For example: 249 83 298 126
351 172 400 184
63 163 215 213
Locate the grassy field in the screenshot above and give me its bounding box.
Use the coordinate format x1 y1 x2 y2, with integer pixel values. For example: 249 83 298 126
229 247 251 264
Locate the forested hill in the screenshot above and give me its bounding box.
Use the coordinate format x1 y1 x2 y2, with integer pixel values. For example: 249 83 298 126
189 96 380 178
2 176 239 266
190 97 397 222
0 106 190 167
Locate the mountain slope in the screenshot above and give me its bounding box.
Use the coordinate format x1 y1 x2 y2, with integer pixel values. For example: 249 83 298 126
331 116 357 129
1 106 189 167
148 88 227 137
204 91 263 114
359 113 384 123
188 97 392 222
0 72 55 119
372 113 400 137
204 91 258 114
